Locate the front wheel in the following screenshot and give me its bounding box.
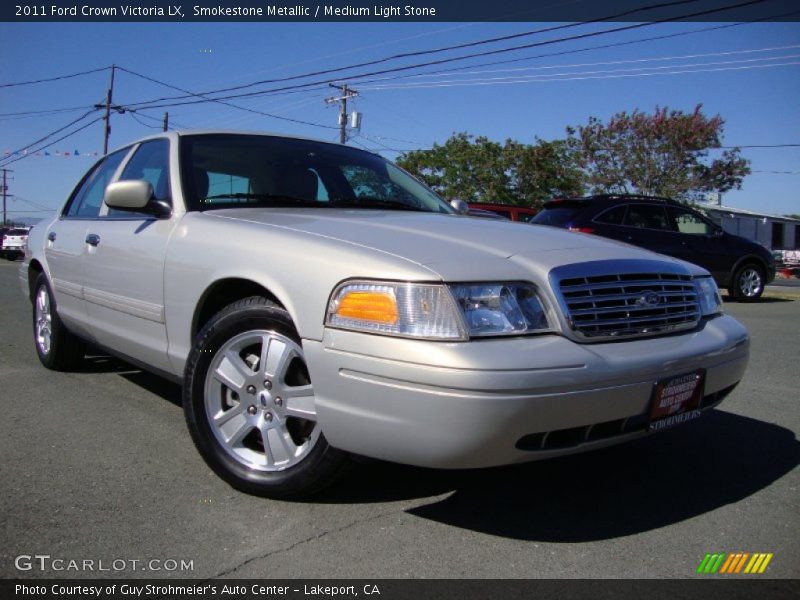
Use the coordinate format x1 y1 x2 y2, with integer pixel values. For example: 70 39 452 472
183 297 351 498
729 263 765 302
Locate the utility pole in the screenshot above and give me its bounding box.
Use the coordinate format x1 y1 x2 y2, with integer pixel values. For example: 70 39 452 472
1 169 12 226
3 169 14 225
325 83 358 144
162 112 169 132
102 64 116 155
93 65 127 154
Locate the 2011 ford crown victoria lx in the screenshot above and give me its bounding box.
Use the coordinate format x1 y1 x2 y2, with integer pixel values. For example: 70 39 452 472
21 131 750 498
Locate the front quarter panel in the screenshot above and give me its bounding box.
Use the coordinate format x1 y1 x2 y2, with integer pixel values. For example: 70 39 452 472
163 212 441 376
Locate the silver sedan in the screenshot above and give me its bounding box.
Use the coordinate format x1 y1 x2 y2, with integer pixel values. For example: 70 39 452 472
21 131 749 498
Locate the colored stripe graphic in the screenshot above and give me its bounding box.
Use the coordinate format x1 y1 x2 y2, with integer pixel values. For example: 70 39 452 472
697 553 727 574
698 552 773 574
734 553 750 573
719 553 737 573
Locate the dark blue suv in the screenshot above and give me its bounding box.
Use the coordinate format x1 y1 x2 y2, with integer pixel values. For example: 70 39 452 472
532 195 776 301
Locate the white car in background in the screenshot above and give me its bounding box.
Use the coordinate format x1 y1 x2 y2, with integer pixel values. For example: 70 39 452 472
20 131 750 498
1 227 29 260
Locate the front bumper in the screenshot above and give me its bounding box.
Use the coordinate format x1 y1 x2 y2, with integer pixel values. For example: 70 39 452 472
304 315 749 468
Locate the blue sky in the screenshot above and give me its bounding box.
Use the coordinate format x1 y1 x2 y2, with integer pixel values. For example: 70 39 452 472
1 18 798 221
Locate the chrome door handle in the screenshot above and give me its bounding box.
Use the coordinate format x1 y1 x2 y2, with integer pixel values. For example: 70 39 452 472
85 233 101 246
47 231 56 242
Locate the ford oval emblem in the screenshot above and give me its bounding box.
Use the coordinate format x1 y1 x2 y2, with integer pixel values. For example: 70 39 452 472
637 291 661 307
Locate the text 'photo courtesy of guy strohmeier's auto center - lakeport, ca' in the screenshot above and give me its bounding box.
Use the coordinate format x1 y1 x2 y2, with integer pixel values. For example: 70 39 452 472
0 1 798 599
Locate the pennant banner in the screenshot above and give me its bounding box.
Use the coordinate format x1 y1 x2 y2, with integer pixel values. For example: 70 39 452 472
3 149 100 157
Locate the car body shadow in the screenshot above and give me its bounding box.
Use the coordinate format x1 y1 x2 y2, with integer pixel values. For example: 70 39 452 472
318 411 799 542
72 352 798 541
722 296 794 304
78 352 182 408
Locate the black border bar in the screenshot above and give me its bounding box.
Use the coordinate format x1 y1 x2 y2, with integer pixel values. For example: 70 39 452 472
3 0 799 23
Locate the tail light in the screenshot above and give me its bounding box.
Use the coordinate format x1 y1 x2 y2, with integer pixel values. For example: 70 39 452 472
568 226 595 234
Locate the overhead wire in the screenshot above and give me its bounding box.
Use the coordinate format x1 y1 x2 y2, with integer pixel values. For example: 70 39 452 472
121 0 709 107
124 0 769 111
349 9 800 87
0 105 99 119
359 54 800 90
0 109 99 166
0 116 104 167
0 65 110 88
117 66 337 130
376 43 800 81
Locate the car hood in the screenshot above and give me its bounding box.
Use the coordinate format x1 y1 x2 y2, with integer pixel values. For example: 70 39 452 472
206 208 700 278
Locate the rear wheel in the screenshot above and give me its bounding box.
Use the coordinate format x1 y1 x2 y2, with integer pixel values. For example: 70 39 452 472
729 263 765 302
32 273 86 370
183 297 350 498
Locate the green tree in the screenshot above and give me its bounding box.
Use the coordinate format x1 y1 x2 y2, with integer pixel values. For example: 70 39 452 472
397 133 511 203
505 139 583 206
397 133 582 207
567 105 750 201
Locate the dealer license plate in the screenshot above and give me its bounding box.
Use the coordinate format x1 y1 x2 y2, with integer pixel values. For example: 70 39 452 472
648 370 704 431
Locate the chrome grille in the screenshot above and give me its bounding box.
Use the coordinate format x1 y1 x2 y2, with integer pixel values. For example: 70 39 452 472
557 271 700 340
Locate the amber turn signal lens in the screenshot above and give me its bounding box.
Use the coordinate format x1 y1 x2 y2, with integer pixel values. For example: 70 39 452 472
335 291 399 324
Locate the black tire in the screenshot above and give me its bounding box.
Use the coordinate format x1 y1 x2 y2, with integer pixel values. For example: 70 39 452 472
183 296 351 499
32 273 86 370
728 262 765 302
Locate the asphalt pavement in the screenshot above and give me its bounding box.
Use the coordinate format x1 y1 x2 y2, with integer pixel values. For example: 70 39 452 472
1 260 798 579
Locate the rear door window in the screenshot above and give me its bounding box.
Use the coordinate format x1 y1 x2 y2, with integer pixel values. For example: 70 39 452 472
623 204 671 230
593 205 627 225
669 207 714 235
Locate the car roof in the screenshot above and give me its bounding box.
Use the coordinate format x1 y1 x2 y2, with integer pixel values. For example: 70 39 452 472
467 202 537 211
107 129 381 158
543 194 681 209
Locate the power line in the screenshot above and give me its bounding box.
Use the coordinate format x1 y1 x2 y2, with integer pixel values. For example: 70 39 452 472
349 9 800 88
122 0 707 108
9 196 54 211
117 66 337 130
129 112 164 130
382 43 800 81
131 110 190 129
360 55 800 90
0 116 104 167
0 110 99 167
124 0 771 112
0 105 98 118
0 65 110 88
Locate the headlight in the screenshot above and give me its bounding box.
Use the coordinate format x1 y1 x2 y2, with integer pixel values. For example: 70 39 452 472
327 280 551 339
694 276 723 316
448 283 550 336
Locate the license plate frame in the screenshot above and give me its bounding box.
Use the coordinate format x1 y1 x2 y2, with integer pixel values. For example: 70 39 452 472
648 370 705 431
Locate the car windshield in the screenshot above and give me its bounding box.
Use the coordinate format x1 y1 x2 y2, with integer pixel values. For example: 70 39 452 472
7 229 28 236
180 134 452 214
531 203 587 226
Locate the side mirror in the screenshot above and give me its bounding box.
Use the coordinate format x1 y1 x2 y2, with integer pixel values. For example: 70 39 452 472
449 199 469 215
104 180 171 219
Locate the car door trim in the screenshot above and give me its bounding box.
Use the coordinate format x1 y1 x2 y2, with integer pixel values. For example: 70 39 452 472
83 286 165 323
53 278 84 300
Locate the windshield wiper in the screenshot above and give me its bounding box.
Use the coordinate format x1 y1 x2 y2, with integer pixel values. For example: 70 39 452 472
202 193 319 208
330 197 426 212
